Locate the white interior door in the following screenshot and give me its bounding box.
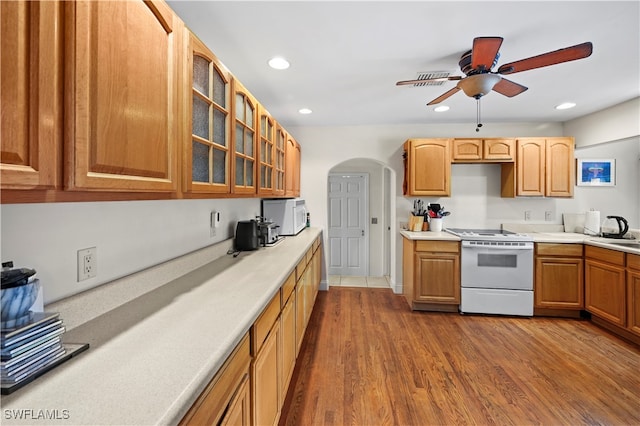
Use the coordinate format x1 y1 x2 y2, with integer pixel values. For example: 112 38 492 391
328 174 368 276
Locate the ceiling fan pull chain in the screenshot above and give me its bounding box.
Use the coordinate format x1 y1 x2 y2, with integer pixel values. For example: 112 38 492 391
476 98 483 132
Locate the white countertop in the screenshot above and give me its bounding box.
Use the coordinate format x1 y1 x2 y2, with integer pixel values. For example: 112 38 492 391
400 228 640 254
399 230 460 241
1 228 322 425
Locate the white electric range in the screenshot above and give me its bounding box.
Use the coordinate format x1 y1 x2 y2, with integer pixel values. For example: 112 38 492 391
446 228 534 316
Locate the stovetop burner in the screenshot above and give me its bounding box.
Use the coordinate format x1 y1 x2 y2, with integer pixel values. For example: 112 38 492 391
446 228 533 242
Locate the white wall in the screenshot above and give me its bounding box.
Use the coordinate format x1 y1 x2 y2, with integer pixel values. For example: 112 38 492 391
564 97 640 147
0 198 260 303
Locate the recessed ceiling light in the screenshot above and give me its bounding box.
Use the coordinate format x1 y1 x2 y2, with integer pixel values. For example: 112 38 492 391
555 102 576 110
268 56 290 70
434 105 450 112
298 108 312 114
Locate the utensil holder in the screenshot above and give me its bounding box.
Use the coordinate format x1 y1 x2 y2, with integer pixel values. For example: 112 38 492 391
430 218 443 232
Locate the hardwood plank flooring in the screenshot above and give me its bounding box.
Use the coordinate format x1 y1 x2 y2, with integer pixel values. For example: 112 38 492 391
280 287 640 426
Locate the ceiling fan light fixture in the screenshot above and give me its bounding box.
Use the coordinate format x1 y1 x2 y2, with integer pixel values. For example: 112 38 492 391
457 74 502 98
555 102 576 110
434 105 450 112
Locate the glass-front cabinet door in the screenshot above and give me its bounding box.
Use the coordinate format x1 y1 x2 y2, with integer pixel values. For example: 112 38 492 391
258 106 275 195
185 32 231 194
232 79 257 194
273 124 286 196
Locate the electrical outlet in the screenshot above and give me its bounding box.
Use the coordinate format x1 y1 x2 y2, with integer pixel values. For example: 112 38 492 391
77 247 97 282
545 211 553 221
210 211 220 237
524 210 532 221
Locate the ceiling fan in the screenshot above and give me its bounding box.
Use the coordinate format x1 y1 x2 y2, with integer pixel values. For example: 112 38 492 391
396 37 593 129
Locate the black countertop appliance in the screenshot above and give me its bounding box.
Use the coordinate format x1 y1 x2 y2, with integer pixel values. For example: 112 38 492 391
235 220 259 251
601 215 629 239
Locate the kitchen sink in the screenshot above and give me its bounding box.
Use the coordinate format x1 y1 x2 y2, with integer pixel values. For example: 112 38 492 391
607 241 640 249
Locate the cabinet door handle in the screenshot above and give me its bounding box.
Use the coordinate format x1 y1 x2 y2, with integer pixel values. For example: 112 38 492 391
361 229 365 236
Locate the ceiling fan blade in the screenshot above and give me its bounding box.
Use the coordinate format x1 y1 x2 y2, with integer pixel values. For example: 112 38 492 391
497 42 593 75
427 87 461 105
492 78 528 97
396 76 462 86
471 37 504 71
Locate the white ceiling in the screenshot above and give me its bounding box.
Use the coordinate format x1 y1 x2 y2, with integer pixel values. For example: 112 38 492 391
168 1 640 129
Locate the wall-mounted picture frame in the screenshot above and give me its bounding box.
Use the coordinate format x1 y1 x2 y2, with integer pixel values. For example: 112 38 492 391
576 159 616 186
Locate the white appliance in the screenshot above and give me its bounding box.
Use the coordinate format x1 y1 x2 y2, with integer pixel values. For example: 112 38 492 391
446 228 534 316
262 198 307 236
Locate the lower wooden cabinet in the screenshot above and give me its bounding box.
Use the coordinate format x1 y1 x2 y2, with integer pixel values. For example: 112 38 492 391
402 238 460 311
220 374 251 426
627 254 640 338
179 333 250 426
181 237 322 426
535 243 584 314
585 246 626 327
295 255 309 352
252 317 281 426
280 289 296 397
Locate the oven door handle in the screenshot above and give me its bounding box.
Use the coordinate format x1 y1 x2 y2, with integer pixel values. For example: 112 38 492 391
461 241 534 250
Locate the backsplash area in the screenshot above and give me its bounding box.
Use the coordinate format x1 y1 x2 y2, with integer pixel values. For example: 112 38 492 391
0 198 260 304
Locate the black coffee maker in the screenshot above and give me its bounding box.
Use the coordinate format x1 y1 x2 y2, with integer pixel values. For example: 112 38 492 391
601 215 629 239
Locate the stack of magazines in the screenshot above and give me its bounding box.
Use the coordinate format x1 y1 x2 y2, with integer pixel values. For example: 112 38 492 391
1 312 67 389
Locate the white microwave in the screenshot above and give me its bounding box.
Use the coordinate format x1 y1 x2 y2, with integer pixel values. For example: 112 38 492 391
262 198 307 236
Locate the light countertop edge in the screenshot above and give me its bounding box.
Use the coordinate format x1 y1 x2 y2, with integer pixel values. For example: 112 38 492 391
400 228 640 254
1 228 322 426
399 230 460 241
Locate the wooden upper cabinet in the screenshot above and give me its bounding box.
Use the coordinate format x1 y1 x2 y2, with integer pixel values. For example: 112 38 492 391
273 125 286 196
515 137 574 197
231 79 258 194
257 106 276 195
404 138 451 196
452 139 515 162
484 139 515 161
452 139 482 161
185 31 231 194
64 0 182 192
516 138 546 196
1 1 63 190
285 135 301 198
546 137 574 197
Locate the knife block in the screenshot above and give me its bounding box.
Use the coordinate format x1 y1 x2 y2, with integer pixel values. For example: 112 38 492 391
409 214 424 232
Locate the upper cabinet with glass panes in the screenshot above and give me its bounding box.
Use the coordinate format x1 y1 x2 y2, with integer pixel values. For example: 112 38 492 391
273 123 286 196
185 32 231 194
231 78 258 195
258 105 276 195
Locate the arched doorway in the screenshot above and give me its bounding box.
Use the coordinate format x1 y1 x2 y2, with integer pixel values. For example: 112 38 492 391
326 158 397 291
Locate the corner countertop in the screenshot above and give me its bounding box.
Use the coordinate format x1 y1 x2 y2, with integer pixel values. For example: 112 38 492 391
1 228 322 426
400 228 640 254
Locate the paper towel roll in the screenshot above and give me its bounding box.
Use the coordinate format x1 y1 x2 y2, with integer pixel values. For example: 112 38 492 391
584 210 600 235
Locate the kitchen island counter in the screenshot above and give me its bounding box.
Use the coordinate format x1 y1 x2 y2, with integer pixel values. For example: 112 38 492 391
1 228 322 425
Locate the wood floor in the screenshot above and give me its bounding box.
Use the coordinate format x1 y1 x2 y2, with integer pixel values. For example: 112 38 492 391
280 287 640 426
